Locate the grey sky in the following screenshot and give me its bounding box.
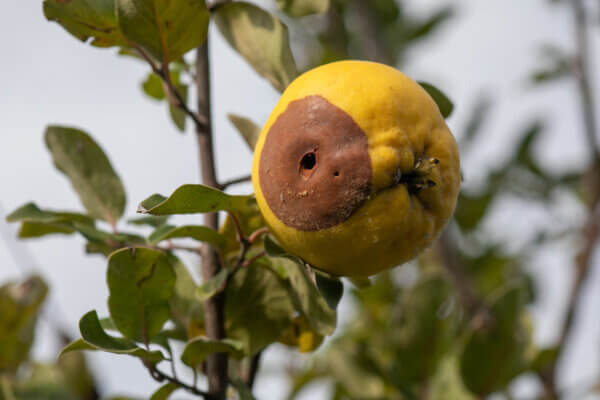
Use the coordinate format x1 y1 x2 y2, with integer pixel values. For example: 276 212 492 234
1 0 599 398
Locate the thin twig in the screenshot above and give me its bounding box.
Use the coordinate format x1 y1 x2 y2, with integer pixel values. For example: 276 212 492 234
228 212 245 244
134 44 209 132
219 174 252 190
243 351 263 389
242 251 266 269
248 227 269 244
146 364 215 400
162 242 203 255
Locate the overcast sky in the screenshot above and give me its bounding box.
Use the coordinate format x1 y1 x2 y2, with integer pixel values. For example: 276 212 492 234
1 0 600 399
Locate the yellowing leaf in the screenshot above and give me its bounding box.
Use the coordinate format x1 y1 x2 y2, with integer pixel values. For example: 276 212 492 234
215 2 298 92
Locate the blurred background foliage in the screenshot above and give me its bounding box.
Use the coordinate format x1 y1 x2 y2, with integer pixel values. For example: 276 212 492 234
282 1 599 399
1 0 599 399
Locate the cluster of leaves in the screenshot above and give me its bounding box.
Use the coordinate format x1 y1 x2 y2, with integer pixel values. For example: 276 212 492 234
0 276 99 400
6 124 345 398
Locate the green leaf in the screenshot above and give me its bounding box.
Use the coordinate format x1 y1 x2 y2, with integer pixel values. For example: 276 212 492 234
282 260 337 336
404 7 453 43
138 194 167 211
225 263 295 355
530 347 559 374
108 397 142 400
71 221 145 245
231 379 257 400
128 215 169 228
116 0 209 61
227 113 261 151
138 184 252 215
180 337 243 367
142 73 166 100
17 221 76 238
214 2 298 92
513 122 545 178
43 0 126 48
321 338 387 398
169 82 187 132
100 317 118 331
220 198 266 258
150 383 179 400
429 355 476 400
167 256 203 335
530 45 572 85
141 68 188 132
148 224 226 249
460 284 531 395
6 203 93 225
196 268 229 301
275 0 329 17
454 192 494 232
348 276 372 288
418 81 454 119
56 348 99 400
45 126 126 224
6 202 95 238
263 235 288 257
390 275 456 386
0 276 48 371
107 248 176 342
461 94 492 146
85 241 114 257
61 311 165 363
463 248 533 300
315 274 344 310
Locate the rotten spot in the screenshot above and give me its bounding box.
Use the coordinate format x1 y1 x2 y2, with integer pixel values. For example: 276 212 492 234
259 95 372 231
299 149 318 178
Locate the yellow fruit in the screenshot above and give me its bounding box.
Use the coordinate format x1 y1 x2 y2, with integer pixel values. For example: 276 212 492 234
252 60 460 277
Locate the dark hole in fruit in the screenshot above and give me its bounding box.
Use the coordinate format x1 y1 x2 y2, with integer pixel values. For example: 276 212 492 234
300 151 317 174
333 171 340 177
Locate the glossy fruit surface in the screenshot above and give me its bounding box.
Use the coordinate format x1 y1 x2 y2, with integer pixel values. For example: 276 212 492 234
252 60 460 277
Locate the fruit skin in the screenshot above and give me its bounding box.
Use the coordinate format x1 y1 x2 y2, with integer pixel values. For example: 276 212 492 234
252 60 460 277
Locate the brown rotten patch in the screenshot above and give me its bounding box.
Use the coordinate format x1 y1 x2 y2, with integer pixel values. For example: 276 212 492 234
259 95 372 231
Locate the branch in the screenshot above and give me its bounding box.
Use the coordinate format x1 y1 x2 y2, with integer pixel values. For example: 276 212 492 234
195 38 229 398
146 364 215 400
134 45 209 132
218 174 252 190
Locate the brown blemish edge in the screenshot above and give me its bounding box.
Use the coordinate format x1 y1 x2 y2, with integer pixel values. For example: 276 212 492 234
259 95 372 231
